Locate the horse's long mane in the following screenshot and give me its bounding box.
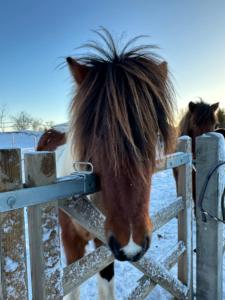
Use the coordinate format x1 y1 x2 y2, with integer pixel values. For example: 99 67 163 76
179 100 217 136
70 29 175 179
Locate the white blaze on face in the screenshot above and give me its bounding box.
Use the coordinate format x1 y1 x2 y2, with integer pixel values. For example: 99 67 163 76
121 234 142 258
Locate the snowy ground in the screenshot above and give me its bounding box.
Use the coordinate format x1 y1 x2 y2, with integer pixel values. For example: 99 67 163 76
1 131 225 299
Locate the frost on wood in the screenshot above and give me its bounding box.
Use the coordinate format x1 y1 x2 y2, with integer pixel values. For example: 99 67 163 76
127 241 186 300
152 197 184 232
0 148 28 300
1 213 27 300
0 211 28 300
25 152 63 300
63 197 188 299
132 254 188 299
42 204 63 299
63 245 114 296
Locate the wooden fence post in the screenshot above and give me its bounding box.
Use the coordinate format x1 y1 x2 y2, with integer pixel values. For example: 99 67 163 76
0 149 28 300
196 133 224 300
176 136 193 299
24 151 63 300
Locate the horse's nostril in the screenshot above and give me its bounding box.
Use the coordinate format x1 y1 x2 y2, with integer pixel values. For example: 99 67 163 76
144 235 151 250
108 236 120 257
108 236 127 261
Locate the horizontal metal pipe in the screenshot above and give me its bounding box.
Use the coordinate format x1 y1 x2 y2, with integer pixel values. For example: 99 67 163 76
0 174 98 212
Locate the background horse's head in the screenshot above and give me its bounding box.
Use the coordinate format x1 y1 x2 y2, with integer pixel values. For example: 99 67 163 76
179 100 219 144
67 29 175 261
37 129 66 151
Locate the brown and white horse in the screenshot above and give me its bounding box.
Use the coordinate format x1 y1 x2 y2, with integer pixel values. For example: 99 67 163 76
176 100 219 206
37 128 66 151
38 29 175 299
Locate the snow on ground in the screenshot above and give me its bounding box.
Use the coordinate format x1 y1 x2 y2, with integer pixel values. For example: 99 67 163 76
1 131 225 299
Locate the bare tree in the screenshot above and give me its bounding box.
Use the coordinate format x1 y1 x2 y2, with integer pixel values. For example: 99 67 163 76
45 120 55 128
31 118 43 131
0 104 7 132
11 111 33 131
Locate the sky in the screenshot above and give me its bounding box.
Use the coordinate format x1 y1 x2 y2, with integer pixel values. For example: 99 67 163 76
0 0 225 125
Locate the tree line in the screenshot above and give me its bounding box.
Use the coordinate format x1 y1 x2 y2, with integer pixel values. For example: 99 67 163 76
0 105 54 132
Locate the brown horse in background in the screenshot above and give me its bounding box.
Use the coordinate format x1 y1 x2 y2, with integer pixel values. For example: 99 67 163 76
176 100 219 206
38 29 176 299
37 128 66 151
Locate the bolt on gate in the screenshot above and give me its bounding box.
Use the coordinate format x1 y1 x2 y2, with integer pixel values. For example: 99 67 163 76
0 136 192 300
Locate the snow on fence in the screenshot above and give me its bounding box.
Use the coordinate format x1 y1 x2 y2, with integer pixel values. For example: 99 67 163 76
0 136 193 300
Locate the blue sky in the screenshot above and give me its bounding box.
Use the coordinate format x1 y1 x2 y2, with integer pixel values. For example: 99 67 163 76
0 0 225 124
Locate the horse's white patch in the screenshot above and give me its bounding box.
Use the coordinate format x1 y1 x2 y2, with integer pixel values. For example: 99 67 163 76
121 234 142 257
97 274 115 300
56 136 74 177
63 288 80 300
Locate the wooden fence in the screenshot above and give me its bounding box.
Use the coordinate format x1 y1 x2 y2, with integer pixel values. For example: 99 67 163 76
196 132 225 300
0 136 193 300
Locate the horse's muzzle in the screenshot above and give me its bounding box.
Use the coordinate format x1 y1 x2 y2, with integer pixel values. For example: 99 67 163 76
108 235 151 262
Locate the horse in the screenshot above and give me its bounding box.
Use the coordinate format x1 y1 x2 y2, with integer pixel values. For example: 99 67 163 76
38 29 175 300
176 100 219 207
37 128 66 151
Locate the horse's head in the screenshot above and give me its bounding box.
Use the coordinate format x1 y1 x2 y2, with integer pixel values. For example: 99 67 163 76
37 129 66 151
67 30 175 261
187 100 219 137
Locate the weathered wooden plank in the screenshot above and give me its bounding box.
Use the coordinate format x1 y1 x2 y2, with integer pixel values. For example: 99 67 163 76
63 245 114 296
63 196 183 239
196 133 224 300
127 241 186 300
0 173 98 212
62 197 188 299
176 136 193 300
0 149 28 300
152 197 183 232
155 152 191 172
25 152 63 300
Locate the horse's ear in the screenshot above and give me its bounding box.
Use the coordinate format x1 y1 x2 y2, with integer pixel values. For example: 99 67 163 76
189 101 196 113
158 61 168 80
211 102 219 112
66 57 90 85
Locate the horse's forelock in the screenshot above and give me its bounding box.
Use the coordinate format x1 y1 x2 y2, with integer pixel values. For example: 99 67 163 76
179 101 218 136
69 33 175 181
